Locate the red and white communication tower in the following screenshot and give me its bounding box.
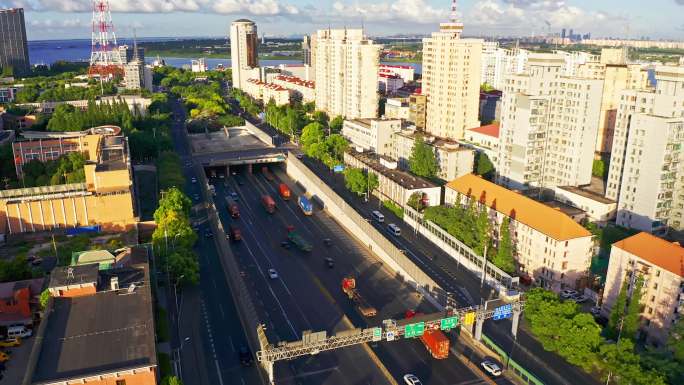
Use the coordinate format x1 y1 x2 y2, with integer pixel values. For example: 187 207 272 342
88 0 124 77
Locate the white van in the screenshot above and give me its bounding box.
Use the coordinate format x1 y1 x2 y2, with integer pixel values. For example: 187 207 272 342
387 223 401 236
7 325 32 339
371 211 385 223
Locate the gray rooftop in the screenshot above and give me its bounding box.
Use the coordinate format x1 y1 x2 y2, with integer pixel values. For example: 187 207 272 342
32 264 155 383
346 150 438 190
49 264 100 288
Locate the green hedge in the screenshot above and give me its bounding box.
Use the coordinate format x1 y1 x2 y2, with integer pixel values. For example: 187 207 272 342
383 200 404 219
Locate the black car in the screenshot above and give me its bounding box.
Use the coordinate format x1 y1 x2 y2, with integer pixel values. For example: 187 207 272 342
323 238 332 247
325 258 334 268
239 345 253 366
280 240 291 249
204 230 213 238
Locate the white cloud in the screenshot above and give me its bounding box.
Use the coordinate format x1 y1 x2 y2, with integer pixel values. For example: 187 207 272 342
330 0 446 24
29 17 89 29
468 0 627 34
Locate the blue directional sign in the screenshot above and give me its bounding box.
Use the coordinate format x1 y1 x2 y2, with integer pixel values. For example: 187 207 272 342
333 165 345 173
492 304 513 321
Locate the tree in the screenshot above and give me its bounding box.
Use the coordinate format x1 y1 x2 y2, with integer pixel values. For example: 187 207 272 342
329 115 344 134
492 217 515 273
324 134 349 162
167 248 199 286
622 275 645 340
155 187 192 221
343 168 368 196
367 172 379 194
312 110 329 127
607 279 629 340
600 339 666 385
593 159 606 179
408 136 438 178
162 375 184 385
476 152 495 180
39 289 50 310
473 205 490 256
300 122 325 152
407 192 424 211
667 318 684 363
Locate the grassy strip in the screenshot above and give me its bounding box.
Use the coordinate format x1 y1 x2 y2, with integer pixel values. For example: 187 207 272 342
382 200 404 219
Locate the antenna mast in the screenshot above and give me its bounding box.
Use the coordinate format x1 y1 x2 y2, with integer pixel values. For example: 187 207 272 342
89 0 124 77
450 0 458 24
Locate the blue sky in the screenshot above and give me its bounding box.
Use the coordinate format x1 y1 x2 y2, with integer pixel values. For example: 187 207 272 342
2 0 683 41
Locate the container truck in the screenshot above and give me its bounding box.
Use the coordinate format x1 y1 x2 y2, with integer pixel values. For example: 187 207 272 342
405 309 450 359
262 195 276 214
298 195 313 215
279 184 291 200
341 277 377 318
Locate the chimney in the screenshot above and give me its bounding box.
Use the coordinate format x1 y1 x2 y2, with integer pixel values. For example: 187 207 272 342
111 276 119 291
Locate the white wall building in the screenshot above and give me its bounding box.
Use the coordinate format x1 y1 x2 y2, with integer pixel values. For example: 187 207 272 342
191 58 207 73
314 29 380 119
554 185 617 224
384 98 410 121
464 123 500 166
379 64 415 83
422 18 482 140
480 42 529 90
446 174 594 292
497 53 604 191
230 19 259 90
378 74 404 94
271 75 315 103
342 118 399 156
605 66 684 233
393 129 474 181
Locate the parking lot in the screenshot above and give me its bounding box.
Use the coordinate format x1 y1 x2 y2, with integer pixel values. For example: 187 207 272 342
1 336 35 383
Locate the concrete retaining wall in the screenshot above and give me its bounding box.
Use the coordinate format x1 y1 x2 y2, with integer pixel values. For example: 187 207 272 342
285 152 445 308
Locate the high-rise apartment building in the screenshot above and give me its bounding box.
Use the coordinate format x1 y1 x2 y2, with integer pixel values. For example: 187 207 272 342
604 66 684 232
313 29 380 119
497 54 603 191
576 49 649 155
0 8 30 76
480 42 529 91
230 19 259 90
605 66 684 231
422 17 482 140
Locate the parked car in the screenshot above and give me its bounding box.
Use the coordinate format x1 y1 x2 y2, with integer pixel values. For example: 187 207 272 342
571 294 589 303
560 289 578 299
238 345 253 366
481 360 503 376
268 269 278 279
403 374 422 385
590 306 602 316
0 338 20 348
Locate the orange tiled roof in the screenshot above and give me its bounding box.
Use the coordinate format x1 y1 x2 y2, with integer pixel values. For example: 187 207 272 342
446 174 592 241
613 232 684 278
467 123 500 138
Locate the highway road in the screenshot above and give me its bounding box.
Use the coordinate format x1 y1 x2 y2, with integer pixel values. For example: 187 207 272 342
212 162 509 385
301 156 600 385
168 97 262 385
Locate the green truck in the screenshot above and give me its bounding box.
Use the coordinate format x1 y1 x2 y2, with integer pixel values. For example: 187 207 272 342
287 230 312 252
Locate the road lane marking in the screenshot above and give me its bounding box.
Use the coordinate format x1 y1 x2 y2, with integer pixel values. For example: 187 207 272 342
214 360 225 385
219 304 225 319
228 336 235 352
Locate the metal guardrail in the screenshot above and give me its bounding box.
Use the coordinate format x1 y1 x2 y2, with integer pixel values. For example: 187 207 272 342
403 206 519 291
481 334 545 385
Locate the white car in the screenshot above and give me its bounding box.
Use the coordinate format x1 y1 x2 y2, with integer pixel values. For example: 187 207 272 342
403 374 422 385
191 177 197 184
560 289 578 299
268 269 278 279
481 360 503 376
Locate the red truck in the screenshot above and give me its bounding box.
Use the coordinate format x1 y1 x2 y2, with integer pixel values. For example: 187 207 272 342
278 184 291 200
406 310 450 359
262 195 276 214
228 202 240 218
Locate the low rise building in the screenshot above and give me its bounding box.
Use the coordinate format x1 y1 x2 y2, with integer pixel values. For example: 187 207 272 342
344 150 441 207
379 64 415 82
393 129 474 181
271 74 315 103
554 184 617 224
464 123 500 166
378 73 404 94
601 232 684 345
191 58 207 73
384 97 410 120
409 94 426 129
1 126 136 237
0 85 17 103
244 78 291 106
28 250 157 385
445 174 594 291
0 277 45 327
479 90 502 124
342 118 400 156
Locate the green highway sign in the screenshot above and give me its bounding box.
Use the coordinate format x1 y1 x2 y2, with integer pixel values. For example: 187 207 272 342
404 322 425 338
372 327 382 342
440 316 458 331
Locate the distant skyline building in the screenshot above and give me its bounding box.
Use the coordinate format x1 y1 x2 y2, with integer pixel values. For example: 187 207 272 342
230 19 259 90
0 8 30 76
422 3 482 140
313 28 380 119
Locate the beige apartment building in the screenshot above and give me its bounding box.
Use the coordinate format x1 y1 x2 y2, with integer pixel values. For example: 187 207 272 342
576 49 649 155
243 78 291 106
230 19 259 90
313 29 380 119
341 118 400 156
605 66 684 232
497 53 603 191
384 97 410 121
409 94 427 129
446 174 594 292
601 232 684 345
422 19 482 140
393 129 474 181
